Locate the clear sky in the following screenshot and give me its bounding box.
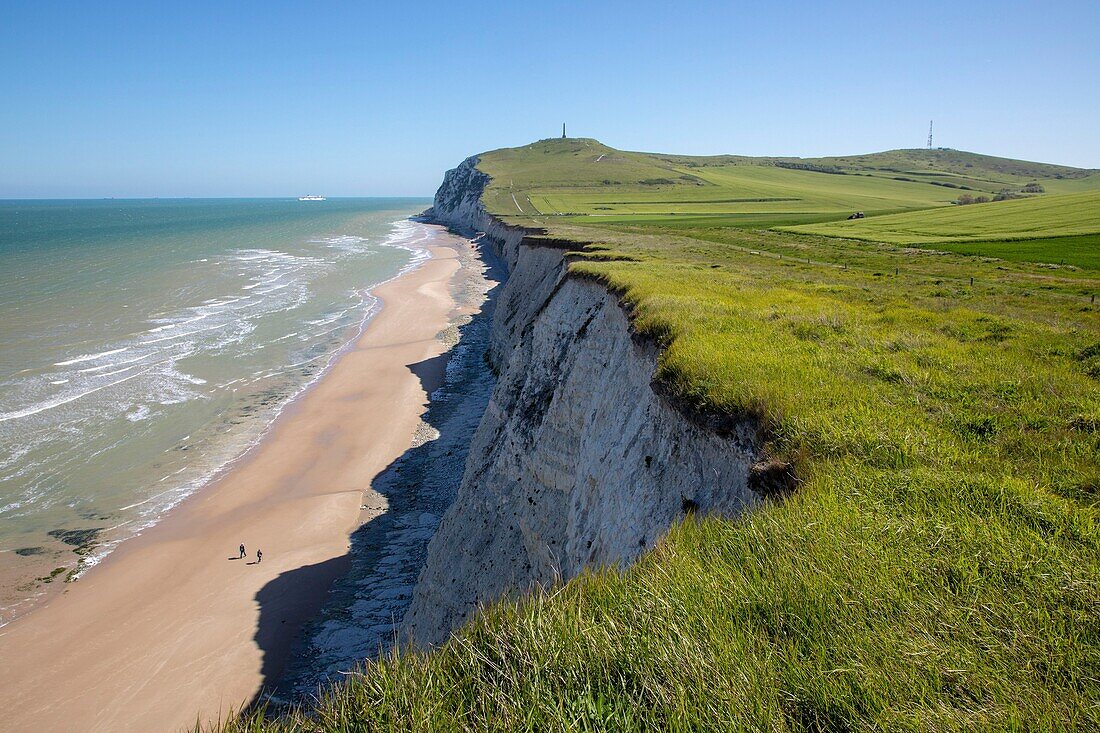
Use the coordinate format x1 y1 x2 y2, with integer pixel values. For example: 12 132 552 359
1 1 1097 198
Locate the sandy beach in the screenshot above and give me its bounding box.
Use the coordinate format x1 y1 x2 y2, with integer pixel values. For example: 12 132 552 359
0 224 480 732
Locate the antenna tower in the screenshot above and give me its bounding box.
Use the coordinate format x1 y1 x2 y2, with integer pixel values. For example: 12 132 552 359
927 120 933 150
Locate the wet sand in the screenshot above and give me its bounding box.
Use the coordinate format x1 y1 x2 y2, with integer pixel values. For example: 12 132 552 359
0 225 477 732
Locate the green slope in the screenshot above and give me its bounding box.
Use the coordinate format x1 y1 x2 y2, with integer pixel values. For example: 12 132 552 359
795 148 1097 194
476 138 684 215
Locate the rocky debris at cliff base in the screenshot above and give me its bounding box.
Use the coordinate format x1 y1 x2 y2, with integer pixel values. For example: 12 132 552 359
271 234 503 700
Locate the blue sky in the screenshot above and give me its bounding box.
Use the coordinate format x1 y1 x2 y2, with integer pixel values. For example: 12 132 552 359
1 1 1097 197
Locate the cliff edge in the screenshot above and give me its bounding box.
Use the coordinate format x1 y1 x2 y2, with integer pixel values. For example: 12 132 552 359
405 157 763 645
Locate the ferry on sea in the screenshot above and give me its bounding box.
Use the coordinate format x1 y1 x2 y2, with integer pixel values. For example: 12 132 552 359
298 195 326 201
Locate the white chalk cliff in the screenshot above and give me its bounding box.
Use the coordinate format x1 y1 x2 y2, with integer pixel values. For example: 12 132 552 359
404 157 764 646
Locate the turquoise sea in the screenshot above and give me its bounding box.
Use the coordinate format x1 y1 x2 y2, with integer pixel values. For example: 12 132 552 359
0 198 430 621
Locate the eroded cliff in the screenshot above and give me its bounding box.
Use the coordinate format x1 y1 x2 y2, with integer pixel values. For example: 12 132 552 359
406 158 763 646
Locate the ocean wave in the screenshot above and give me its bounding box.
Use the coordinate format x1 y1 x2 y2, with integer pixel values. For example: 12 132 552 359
78 353 152 373
0 368 151 423
146 314 210 333
269 331 299 344
54 347 129 367
243 272 288 291
310 235 374 254
143 321 232 345
126 405 152 422
253 282 292 295
304 318 359 342
94 364 142 379
307 309 349 328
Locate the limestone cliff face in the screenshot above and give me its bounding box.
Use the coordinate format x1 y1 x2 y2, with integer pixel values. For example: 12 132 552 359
424 156 491 234
406 158 762 646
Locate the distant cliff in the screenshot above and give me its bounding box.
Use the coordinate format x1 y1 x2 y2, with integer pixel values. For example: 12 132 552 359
406 157 763 645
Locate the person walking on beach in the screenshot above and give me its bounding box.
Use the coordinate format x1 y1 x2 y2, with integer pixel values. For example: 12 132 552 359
239 543 246 559
256 549 263 563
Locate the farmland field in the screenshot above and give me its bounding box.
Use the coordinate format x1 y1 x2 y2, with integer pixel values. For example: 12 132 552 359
926 233 1100 270
783 189 1100 245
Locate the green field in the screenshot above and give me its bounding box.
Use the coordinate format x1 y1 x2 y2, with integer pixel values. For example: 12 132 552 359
928 234 1100 271
216 140 1100 732
528 163 959 217
778 190 1100 270
784 189 1100 242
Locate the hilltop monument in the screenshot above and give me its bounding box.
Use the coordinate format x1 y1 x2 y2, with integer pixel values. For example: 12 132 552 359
562 123 566 139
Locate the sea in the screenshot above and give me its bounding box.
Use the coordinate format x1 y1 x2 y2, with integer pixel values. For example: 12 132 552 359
0 197 431 623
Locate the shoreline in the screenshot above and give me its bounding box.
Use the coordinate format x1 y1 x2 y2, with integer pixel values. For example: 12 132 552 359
0 218 433 627
275 228 503 696
0 223 482 732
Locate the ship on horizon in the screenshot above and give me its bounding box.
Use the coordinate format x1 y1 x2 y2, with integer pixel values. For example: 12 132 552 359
298 194 326 201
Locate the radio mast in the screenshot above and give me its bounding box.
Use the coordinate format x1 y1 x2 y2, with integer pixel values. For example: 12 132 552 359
927 120 933 150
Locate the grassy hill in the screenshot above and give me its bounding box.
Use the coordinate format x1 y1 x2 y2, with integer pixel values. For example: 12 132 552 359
792 148 1100 195
214 140 1100 732
652 147 1100 198
478 139 1099 223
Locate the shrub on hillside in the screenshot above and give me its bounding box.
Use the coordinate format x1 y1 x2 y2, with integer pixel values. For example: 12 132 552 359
956 194 991 205
774 161 847 175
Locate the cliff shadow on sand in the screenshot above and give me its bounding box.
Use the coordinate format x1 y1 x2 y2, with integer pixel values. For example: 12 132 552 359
246 233 506 707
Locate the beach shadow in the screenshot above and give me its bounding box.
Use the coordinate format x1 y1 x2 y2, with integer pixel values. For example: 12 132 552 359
406 351 451 397
247 232 507 706
246 554 352 708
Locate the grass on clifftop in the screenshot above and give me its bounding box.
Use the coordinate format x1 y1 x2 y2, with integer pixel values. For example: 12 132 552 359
213 140 1100 732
